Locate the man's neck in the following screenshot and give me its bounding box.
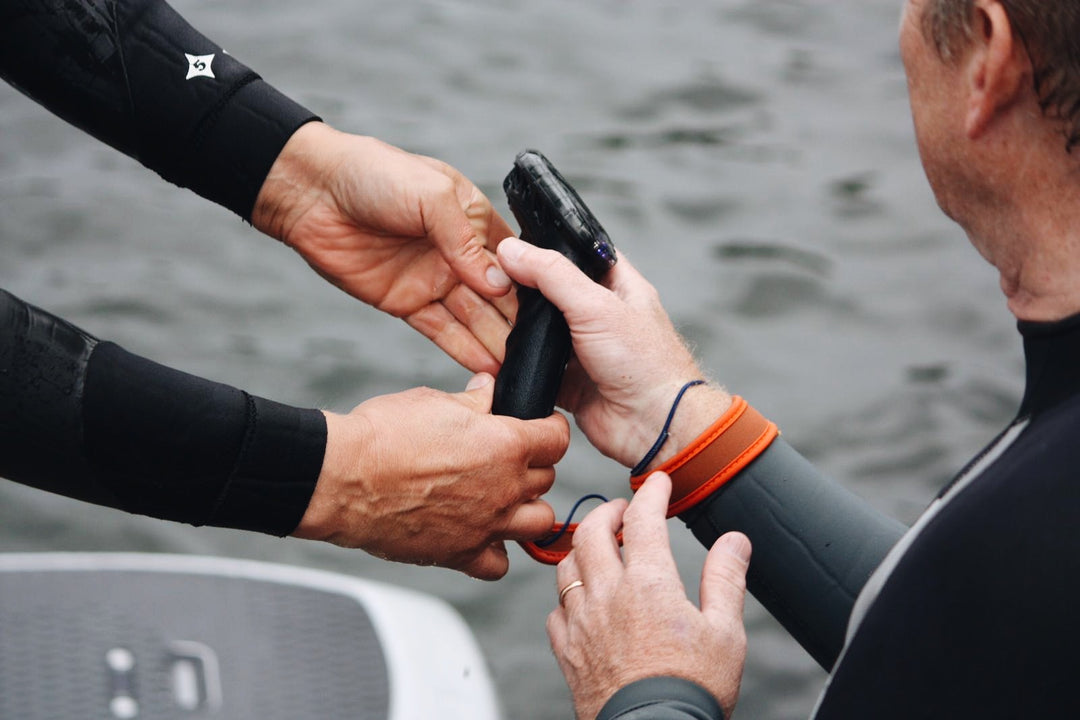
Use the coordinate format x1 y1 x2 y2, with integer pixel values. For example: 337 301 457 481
961 133 1080 323
992 218 1080 322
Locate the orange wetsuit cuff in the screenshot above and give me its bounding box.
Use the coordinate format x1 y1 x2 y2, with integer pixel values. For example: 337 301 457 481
630 395 779 516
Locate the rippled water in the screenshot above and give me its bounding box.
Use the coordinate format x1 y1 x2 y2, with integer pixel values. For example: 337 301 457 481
0 1 1024 718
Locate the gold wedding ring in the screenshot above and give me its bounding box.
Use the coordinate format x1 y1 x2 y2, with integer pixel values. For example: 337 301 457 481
558 579 585 606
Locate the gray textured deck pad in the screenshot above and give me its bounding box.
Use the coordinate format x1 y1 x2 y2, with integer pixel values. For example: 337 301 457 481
0 569 390 719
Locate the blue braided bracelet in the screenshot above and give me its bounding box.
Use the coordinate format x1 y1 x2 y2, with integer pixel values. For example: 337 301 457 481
630 380 706 477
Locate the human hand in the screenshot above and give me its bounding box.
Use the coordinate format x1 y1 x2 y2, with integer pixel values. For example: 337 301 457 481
252 122 517 375
292 373 570 580
547 473 750 720
497 237 732 470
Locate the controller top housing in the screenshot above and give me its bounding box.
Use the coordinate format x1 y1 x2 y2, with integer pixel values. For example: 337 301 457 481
503 150 617 280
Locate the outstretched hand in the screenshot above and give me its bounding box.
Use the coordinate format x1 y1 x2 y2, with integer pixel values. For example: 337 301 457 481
253 122 517 375
292 372 570 580
547 473 750 720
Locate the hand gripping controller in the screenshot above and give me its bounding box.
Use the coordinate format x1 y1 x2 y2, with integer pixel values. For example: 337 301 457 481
493 150 617 564
493 150 617 418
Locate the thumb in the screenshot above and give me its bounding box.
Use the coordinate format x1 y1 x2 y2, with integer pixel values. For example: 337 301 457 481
461 372 496 411
497 237 609 320
459 542 511 581
700 532 751 628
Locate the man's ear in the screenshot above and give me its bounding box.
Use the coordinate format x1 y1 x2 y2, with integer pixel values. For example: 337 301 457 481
965 0 1031 139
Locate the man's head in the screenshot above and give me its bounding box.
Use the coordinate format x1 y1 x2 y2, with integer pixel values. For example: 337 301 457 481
898 0 1071 223
920 0 1080 150
900 0 1080 321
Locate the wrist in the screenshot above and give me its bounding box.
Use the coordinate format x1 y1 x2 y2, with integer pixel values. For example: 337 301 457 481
634 396 778 517
637 384 733 475
291 410 374 546
251 121 339 244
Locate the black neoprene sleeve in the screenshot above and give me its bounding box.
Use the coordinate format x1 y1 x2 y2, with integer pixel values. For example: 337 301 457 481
680 437 907 671
0 0 319 219
0 289 326 535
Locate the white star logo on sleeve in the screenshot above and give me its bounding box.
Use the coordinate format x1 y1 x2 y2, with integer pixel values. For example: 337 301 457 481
185 53 216 80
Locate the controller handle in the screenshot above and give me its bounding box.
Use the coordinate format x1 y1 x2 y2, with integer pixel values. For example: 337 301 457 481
492 150 617 419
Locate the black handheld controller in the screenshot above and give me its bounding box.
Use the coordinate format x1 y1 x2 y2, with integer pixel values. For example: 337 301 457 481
492 150 617 420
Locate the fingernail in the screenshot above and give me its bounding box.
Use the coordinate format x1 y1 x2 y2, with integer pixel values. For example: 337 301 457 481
499 237 526 263
466 373 492 391
716 532 752 563
486 264 511 288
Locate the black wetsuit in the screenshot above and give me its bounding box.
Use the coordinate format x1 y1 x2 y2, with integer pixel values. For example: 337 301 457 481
0 0 325 534
1 0 317 216
601 315 1080 719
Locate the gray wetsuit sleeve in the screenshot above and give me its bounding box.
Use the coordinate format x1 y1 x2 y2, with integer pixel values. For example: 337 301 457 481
597 677 724 720
680 437 906 670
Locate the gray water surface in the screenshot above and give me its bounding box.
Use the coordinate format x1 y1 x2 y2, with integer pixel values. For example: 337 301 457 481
0 1 1024 718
